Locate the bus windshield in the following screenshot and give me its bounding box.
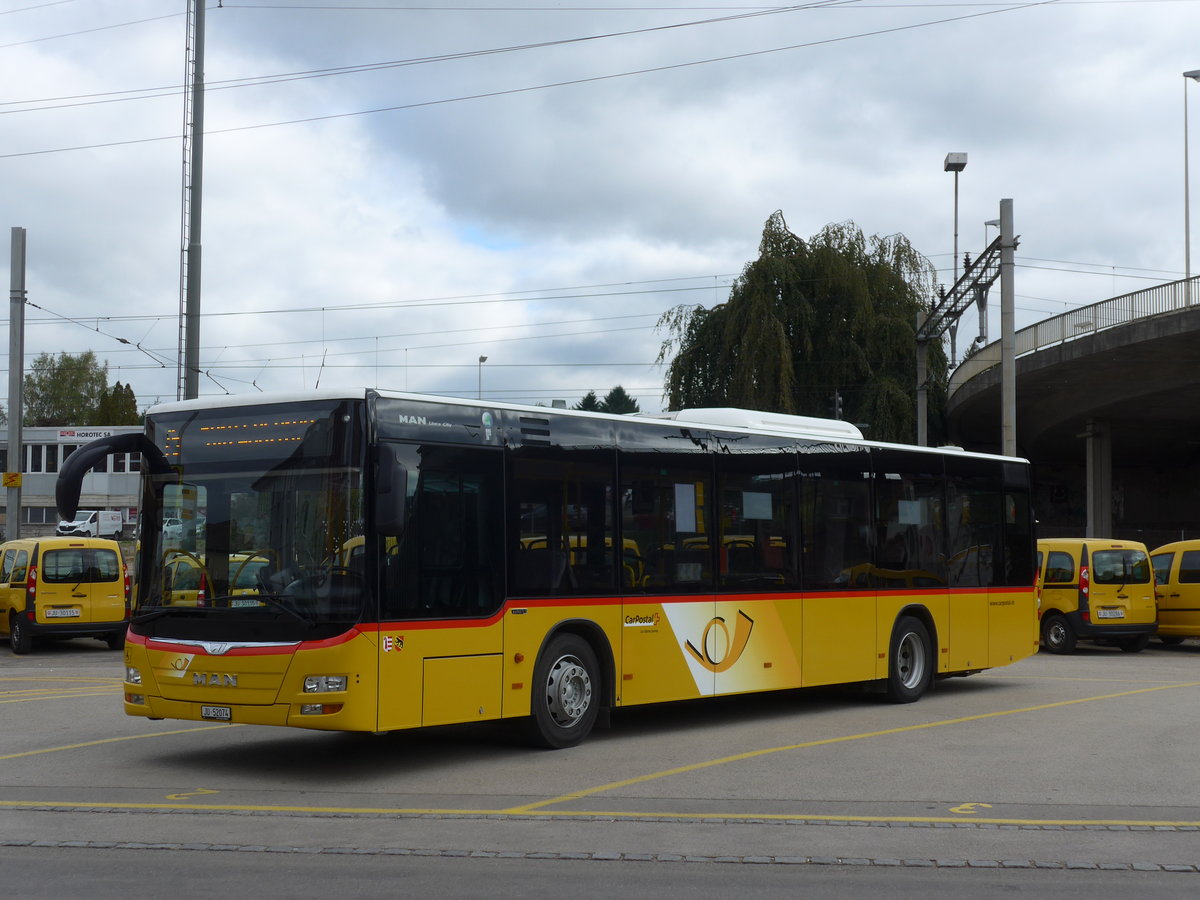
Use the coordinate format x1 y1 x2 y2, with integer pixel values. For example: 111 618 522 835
134 398 369 642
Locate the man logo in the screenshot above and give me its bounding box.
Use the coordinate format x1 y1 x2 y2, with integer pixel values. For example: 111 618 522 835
193 673 237 687
684 610 754 673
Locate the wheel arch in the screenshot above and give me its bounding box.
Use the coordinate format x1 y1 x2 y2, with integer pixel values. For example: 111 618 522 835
537 618 616 711
894 602 938 655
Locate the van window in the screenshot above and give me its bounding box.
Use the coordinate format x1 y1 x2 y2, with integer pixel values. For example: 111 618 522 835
0 549 15 583
10 550 29 584
1179 551 1200 584
1152 552 1175 586
1091 549 1150 585
1043 551 1075 584
41 548 120 584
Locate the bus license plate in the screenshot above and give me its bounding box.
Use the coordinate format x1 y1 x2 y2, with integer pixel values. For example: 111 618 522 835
201 706 232 721
45 608 80 618
1096 608 1124 619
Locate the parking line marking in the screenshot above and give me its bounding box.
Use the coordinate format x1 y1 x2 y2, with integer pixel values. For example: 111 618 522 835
510 680 1200 813
0 724 243 761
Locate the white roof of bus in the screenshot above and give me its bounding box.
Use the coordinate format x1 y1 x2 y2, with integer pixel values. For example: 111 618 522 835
146 388 1026 464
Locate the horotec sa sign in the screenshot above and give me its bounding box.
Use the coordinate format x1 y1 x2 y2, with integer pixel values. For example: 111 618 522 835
58 429 114 442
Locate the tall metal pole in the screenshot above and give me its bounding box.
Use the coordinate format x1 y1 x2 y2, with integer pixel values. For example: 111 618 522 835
8 228 26 539
1186 71 1192 287
999 199 1017 457
1185 69 1200 299
183 0 206 400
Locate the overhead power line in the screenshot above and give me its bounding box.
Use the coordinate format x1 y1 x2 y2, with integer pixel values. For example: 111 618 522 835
1 0 1068 159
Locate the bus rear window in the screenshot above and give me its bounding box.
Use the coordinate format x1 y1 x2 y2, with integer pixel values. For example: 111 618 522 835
41 548 120 584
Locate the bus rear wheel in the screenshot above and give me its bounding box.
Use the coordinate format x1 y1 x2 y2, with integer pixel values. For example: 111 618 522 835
886 615 932 703
526 634 600 750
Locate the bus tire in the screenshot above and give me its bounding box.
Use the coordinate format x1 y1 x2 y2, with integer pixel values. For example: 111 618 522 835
1041 613 1076 654
526 633 600 750
885 615 932 703
10 614 32 655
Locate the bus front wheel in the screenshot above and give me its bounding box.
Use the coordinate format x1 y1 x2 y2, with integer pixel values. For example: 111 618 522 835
885 615 933 704
526 633 600 750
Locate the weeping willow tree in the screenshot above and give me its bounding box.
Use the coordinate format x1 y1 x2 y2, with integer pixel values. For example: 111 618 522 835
657 211 949 444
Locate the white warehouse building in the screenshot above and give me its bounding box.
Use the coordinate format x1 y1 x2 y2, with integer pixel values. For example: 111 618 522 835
0 425 143 539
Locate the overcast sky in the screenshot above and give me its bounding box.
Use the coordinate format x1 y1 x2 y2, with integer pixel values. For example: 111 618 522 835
2 0 1198 414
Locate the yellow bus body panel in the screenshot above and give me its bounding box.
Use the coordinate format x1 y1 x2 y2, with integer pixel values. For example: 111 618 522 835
125 586 1037 734
124 630 381 732
803 593 876 687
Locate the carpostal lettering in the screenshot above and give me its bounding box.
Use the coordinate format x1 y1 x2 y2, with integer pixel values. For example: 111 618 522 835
624 613 661 627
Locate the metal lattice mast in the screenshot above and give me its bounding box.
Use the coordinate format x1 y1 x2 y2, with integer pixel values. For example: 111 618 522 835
178 0 205 400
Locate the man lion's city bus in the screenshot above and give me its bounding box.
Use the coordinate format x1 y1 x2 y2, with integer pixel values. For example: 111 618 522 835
56 390 1038 749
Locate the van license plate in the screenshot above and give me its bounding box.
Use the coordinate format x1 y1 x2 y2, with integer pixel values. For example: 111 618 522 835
201 706 232 721
1096 608 1124 619
45 608 80 618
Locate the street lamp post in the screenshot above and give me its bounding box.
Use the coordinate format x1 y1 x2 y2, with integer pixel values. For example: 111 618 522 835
944 153 968 287
477 355 487 399
1185 70 1200 296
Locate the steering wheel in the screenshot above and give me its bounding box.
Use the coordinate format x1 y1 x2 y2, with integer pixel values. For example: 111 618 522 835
160 548 212 606
231 549 281 589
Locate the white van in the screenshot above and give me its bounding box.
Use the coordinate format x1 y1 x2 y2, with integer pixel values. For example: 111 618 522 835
56 510 124 540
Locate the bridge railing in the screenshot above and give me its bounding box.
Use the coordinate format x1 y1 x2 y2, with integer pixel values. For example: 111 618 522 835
948 276 1200 396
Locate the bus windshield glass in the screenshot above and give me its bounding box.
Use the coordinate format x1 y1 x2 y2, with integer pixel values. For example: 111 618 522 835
134 398 369 641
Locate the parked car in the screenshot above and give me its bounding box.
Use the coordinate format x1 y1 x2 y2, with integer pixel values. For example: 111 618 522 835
1149 540 1200 644
0 536 129 654
1036 538 1157 654
56 509 124 540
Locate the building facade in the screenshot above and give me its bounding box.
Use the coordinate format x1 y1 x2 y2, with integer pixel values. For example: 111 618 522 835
0 425 143 539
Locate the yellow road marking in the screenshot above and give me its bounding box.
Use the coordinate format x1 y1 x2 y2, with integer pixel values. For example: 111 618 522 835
0 798 1195 830
3 678 1199 831
0 725 243 761
510 680 1200 813
0 690 114 703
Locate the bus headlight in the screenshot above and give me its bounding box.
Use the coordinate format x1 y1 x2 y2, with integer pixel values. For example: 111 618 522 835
304 675 347 693
126 666 142 685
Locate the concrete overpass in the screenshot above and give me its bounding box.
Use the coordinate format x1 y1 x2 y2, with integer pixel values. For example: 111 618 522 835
945 276 1200 544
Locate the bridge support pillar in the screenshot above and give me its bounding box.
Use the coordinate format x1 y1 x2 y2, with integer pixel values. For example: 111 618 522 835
1083 418 1112 538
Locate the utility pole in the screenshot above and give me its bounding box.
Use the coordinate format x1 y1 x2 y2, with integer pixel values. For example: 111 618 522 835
7 227 26 539
179 0 205 400
999 199 1017 457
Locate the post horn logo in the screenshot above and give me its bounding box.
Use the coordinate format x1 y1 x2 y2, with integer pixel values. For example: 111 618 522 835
684 610 754 673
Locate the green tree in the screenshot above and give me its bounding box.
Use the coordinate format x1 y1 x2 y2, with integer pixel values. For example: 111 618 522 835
598 385 640 415
573 390 603 412
23 351 139 426
93 382 141 425
657 211 948 443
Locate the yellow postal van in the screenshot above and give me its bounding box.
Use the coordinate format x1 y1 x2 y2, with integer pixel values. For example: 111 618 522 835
0 536 129 654
1036 538 1157 654
1149 540 1200 644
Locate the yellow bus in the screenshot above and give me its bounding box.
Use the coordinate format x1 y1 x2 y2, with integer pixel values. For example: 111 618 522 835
56 390 1038 749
